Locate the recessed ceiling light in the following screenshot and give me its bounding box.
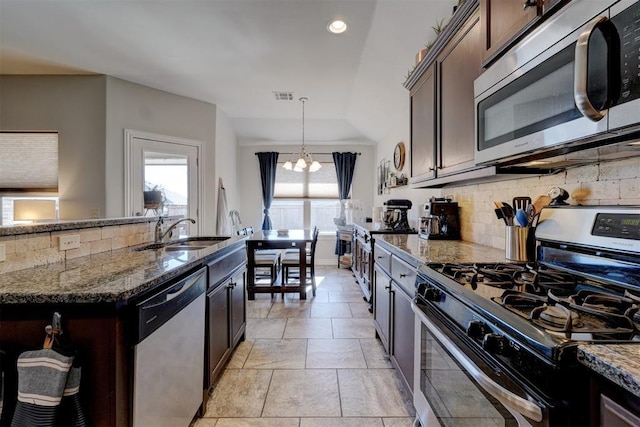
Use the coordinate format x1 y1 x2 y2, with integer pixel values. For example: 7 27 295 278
328 19 348 34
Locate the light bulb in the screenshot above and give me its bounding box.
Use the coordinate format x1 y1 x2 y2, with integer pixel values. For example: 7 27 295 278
328 19 348 34
283 160 293 170
309 161 322 172
295 157 307 170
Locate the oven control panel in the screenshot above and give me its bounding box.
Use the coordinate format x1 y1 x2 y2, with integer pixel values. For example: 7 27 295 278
592 213 640 241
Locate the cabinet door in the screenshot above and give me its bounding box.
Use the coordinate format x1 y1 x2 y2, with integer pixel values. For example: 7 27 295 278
373 264 391 353
230 269 246 348
362 240 372 291
390 282 415 392
601 394 640 426
410 63 437 181
480 0 540 65
206 282 231 388
438 11 482 176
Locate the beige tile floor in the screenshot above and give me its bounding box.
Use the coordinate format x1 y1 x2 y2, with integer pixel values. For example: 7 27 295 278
194 266 416 427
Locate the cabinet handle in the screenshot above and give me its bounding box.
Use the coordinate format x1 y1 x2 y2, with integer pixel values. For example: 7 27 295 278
523 0 537 9
399 273 407 278
377 256 383 259
384 285 391 290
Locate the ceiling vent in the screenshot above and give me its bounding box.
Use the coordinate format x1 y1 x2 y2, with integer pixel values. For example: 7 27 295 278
273 91 294 101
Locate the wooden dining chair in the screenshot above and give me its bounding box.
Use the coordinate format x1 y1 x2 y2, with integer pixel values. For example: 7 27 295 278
281 227 318 296
242 226 281 288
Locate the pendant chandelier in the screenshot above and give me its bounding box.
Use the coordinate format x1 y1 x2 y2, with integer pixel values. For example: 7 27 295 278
283 97 322 172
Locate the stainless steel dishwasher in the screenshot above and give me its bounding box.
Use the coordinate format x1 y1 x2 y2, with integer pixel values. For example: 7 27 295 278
132 266 206 427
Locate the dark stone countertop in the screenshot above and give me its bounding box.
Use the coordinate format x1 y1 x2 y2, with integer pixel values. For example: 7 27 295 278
0 235 246 305
377 234 506 265
0 216 182 237
578 344 640 399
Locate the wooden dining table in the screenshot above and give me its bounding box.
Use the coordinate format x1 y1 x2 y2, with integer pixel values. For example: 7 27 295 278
245 229 315 300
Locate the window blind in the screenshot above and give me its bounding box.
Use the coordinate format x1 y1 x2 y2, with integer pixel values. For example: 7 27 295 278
274 162 338 198
0 132 58 192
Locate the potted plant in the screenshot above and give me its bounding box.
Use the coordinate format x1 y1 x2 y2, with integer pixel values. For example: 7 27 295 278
143 185 164 209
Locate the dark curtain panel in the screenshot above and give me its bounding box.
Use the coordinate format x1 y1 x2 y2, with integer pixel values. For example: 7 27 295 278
332 152 358 200
256 152 279 230
332 152 358 255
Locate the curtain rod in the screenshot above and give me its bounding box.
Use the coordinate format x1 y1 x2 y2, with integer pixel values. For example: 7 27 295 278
257 152 361 156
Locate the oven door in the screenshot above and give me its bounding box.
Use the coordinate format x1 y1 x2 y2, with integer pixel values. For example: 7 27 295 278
412 301 545 427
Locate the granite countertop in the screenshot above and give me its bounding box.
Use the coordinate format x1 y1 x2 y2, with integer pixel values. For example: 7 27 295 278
0 215 180 237
378 234 506 265
352 222 417 234
578 344 640 398
0 235 245 305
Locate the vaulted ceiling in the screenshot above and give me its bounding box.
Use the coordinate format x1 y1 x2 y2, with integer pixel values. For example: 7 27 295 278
0 0 456 145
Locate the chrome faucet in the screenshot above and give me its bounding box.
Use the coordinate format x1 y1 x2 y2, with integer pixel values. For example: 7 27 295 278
154 217 196 243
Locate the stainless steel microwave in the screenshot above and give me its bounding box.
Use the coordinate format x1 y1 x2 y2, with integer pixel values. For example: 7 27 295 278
475 0 640 166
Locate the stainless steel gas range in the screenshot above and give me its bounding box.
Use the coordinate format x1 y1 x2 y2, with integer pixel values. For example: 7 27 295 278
411 206 640 426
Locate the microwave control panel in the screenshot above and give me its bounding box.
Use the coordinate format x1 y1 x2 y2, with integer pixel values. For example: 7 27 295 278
614 2 640 104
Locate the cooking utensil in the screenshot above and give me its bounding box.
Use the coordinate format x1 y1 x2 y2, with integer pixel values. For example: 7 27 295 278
526 204 536 225
501 202 514 225
494 208 508 225
532 195 552 214
515 209 529 227
512 196 532 211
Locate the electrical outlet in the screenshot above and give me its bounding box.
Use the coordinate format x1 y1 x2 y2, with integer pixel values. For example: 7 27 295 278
59 234 80 251
0 243 5 262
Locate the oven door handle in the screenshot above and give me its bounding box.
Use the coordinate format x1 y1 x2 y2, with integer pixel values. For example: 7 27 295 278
412 302 544 423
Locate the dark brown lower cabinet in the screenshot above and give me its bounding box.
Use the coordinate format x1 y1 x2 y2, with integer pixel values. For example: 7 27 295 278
373 264 391 353
205 265 246 394
373 249 416 396
390 281 414 392
589 372 640 426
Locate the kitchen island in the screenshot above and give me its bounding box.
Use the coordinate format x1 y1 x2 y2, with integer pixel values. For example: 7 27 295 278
0 218 246 426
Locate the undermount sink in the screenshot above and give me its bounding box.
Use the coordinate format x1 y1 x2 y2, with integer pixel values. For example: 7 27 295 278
132 236 230 252
164 245 209 251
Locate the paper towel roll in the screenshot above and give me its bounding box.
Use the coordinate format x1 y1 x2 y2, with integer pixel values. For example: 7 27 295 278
372 206 383 222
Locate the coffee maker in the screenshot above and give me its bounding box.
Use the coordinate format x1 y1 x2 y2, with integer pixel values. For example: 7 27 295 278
419 197 460 240
382 199 414 232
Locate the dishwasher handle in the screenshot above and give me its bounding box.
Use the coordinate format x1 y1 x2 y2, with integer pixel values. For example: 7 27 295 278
135 267 207 343
166 269 205 302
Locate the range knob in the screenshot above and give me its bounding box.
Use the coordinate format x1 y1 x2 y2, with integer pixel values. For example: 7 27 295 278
417 283 442 302
483 333 507 354
425 287 441 302
466 320 488 340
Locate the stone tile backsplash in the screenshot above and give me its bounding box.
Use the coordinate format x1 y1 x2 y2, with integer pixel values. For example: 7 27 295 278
447 157 640 250
0 222 156 275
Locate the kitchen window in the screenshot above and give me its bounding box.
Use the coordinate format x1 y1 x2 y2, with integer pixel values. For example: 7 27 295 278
270 162 340 232
0 132 59 224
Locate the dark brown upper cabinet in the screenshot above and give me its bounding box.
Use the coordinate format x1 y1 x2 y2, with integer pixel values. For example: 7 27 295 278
480 0 541 66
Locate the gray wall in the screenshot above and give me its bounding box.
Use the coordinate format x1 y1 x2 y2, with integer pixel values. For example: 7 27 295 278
0 75 222 228
105 77 218 232
0 75 107 219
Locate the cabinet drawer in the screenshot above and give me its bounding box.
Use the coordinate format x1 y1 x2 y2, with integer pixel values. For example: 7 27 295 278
374 244 392 273
391 256 417 296
208 246 247 288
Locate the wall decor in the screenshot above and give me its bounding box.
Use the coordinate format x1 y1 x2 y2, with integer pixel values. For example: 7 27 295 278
393 141 406 171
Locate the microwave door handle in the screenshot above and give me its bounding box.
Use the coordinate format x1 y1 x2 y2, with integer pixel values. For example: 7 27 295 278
574 16 619 121
411 302 544 422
